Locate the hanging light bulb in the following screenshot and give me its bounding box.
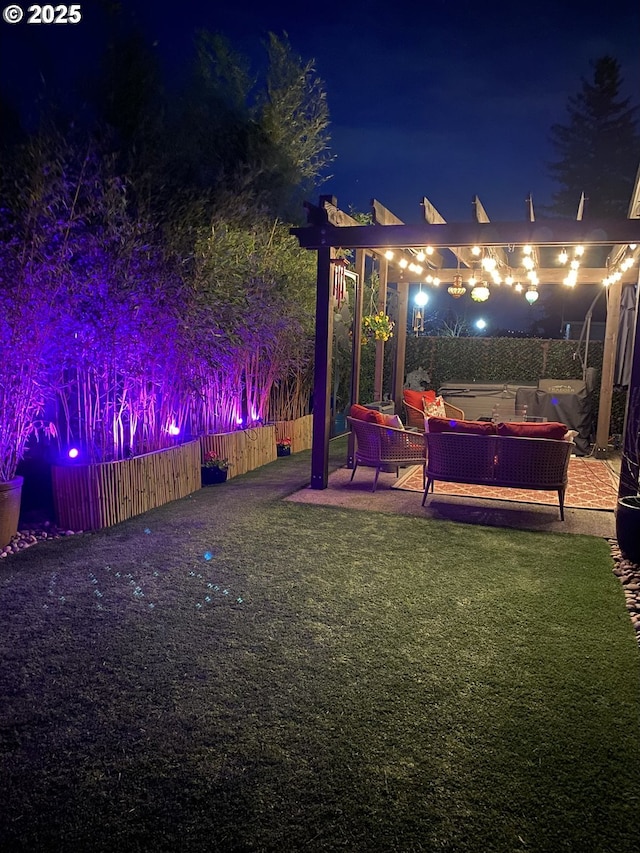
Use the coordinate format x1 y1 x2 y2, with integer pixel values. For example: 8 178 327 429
399 258 408 269
525 285 539 304
470 282 490 302
416 250 426 262
447 273 466 298
558 248 568 264
414 286 429 307
575 245 584 256
384 250 394 260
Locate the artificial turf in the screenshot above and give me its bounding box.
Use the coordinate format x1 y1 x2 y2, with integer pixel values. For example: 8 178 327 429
0 440 638 852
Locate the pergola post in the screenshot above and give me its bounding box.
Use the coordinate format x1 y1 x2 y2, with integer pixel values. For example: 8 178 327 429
595 278 622 456
310 246 335 489
347 248 366 468
619 281 640 497
374 256 388 401
392 280 409 414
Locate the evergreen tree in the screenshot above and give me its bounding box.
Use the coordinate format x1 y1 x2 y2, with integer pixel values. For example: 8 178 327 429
547 56 639 218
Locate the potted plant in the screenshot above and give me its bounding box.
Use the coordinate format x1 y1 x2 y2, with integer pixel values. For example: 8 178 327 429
201 451 229 485
276 437 292 457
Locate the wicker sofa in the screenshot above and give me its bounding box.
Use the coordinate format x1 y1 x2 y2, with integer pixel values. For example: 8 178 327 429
422 431 573 519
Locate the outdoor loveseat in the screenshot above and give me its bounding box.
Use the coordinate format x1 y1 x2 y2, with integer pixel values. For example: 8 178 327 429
422 419 574 520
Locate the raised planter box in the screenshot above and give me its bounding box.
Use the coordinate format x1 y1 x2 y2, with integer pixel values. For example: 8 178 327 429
200 425 277 479
52 440 201 532
274 415 313 453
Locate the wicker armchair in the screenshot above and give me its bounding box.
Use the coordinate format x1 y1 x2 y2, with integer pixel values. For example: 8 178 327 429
346 417 426 491
403 399 465 432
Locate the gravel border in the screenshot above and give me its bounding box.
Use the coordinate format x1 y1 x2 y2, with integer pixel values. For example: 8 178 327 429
609 538 640 645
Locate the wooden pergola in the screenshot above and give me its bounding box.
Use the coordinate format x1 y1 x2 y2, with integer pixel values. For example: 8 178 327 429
291 189 640 495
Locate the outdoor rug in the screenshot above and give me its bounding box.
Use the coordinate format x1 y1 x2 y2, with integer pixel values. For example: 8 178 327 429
393 456 618 511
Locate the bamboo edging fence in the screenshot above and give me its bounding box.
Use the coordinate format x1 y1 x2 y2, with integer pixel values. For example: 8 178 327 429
274 414 313 453
51 417 312 532
52 440 201 532
200 425 277 479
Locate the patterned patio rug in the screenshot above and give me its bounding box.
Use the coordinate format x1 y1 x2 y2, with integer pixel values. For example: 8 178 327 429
393 456 618 511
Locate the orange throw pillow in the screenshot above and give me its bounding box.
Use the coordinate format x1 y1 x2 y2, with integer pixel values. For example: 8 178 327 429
496 421 567 440
403 389 436 410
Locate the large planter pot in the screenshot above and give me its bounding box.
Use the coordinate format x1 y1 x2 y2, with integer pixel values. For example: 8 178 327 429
0 476 23 549
616 497 640 565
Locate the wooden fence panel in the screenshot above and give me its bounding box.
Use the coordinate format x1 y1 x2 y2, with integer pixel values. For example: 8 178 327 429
274 415 313 452
52 440 201 531
200 426 276 479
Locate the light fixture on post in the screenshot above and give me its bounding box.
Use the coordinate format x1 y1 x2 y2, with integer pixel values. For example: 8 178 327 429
525 285 539 304
470 281 490 302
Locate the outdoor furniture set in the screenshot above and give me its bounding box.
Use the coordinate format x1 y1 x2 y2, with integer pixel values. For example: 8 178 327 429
347 391 575 519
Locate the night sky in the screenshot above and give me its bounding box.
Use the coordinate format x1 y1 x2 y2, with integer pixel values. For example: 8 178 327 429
1 0 638 330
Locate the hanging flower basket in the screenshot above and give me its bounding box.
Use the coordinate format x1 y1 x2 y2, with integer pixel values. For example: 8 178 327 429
361 312 394 344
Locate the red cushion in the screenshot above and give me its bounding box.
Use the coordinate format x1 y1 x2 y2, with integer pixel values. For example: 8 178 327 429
403 389 436 410
496 421 567 439
427 416 496 435
349 404 385 424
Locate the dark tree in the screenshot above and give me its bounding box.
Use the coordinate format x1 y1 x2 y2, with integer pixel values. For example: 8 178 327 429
547 56 639 218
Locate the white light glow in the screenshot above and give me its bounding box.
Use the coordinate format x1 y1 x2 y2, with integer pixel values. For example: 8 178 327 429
414 289 429 307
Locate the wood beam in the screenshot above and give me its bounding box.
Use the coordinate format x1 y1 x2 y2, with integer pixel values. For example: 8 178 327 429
472 195 509 268
372 199 444 268
422 196 476 268
595 278 622 456
392 281 409 415
310 247 334 489
291 218 640 251
347 249 366 468
374 256 388 401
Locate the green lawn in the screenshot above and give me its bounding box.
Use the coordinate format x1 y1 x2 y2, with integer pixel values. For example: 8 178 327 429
0 440 638 852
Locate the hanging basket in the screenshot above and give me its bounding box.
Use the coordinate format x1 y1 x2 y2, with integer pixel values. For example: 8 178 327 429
362 312 394 344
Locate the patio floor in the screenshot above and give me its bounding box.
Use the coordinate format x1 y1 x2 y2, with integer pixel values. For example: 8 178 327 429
286 447 621 539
